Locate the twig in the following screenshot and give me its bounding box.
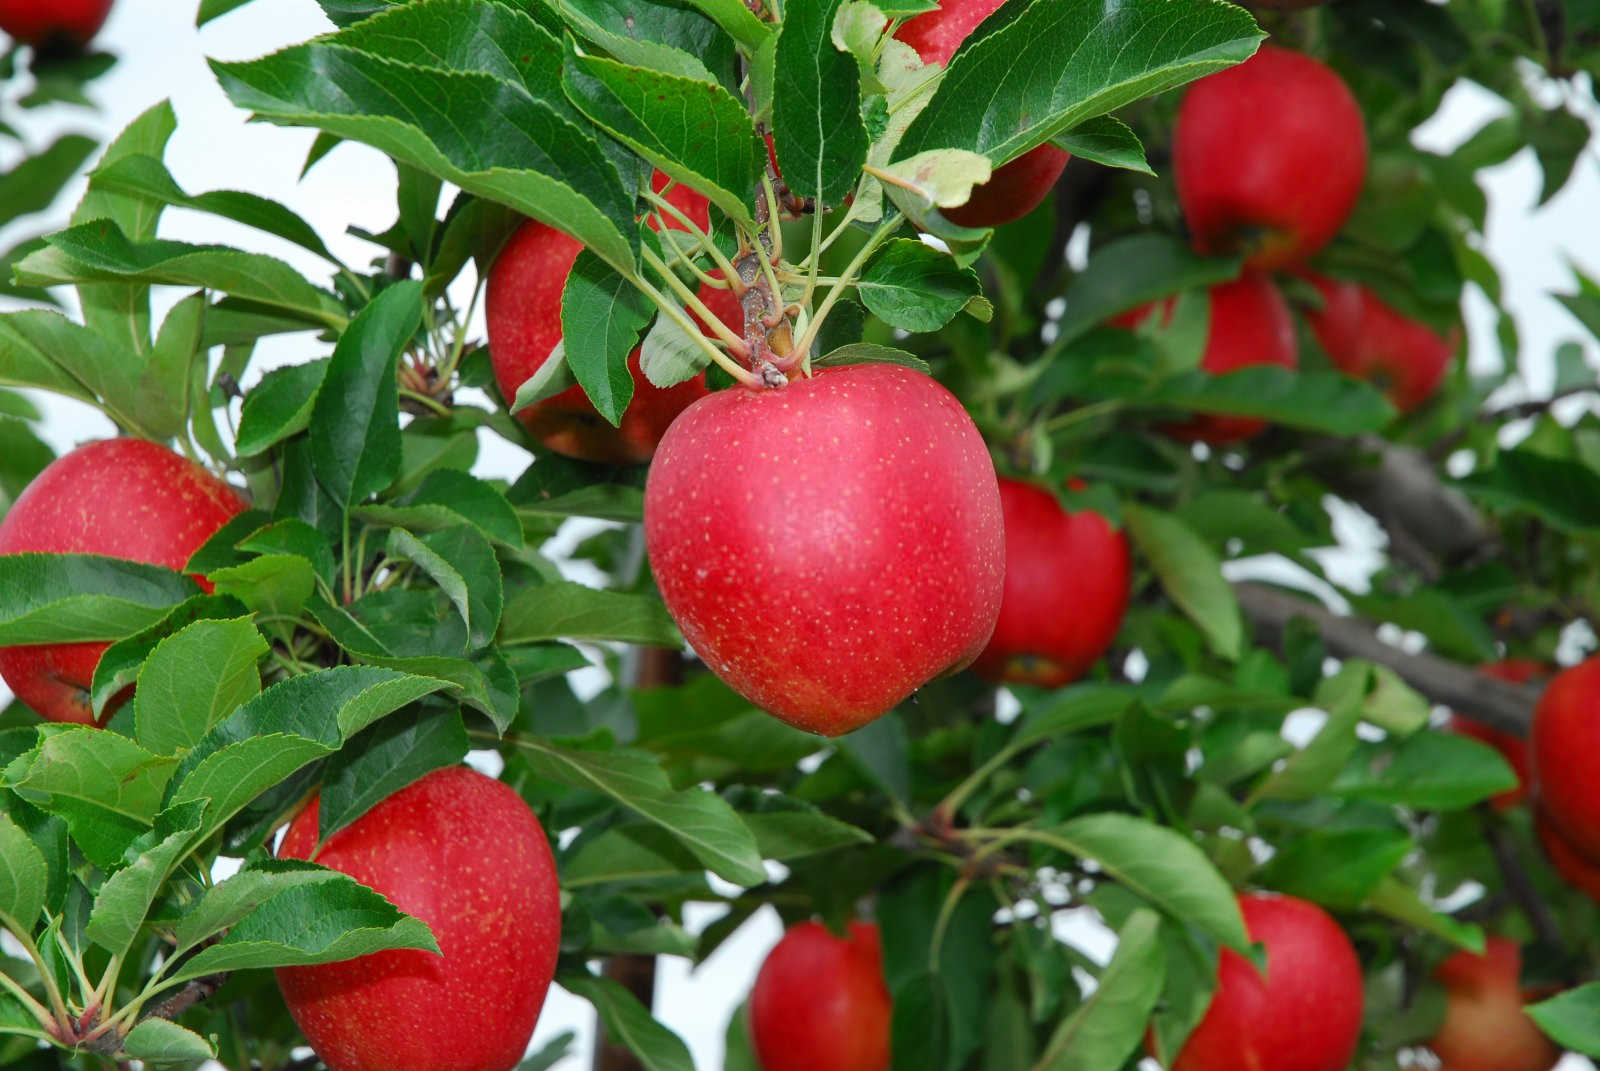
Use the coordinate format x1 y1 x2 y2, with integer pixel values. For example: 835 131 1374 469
1481 808 1563 946
1233 581 1542 735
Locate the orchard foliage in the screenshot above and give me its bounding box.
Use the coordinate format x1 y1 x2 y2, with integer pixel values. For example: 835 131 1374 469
0 0 1597 1069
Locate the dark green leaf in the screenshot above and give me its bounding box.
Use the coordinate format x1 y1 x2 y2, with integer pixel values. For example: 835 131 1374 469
1051 115 1152 176
356 468 524 548
499 581 681 647
1123 505 1242 661
563 50 761 226
560 972 694 1071
896 0 1260 169
1036 909 1165 1071
234 359 329 457
1051 235 1240 347
0 135 98 230
561 246 655 427
1257 828 1412 909
317 708 469 844
133 617 267 756
0 554 196 644
384 526 502 648
1144 368 1397 434
311 280 423 507
1456 449 1600 533
856 239 982 332
773 0 868 204
1332 732 1517 810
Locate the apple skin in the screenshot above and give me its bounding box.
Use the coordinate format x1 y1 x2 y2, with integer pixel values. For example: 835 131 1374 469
972 479 1129 688
1426 937 1561 1071
485 177 740 465
1175 44 1367 271
1530 656 1600 860
1171 893 1363 1071
1535 806 1600 903
748 920 890 1071
0 438 247 725
894 0 1070 228
644 363 1005 736
1118 275 1299 444
275 766 561 1071
1305 275 1455 413
0 0 113 46
1447 659 1548 811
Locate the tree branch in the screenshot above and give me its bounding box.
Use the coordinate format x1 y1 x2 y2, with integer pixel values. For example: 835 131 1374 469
1233 582 1541 736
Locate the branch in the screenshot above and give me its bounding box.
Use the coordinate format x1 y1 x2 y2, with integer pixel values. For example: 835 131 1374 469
1233 582 1541 736
140 972 230 1025
1481 808 1563 946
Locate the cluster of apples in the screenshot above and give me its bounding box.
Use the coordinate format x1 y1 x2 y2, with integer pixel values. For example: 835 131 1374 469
0 444 562 1071
1115 43 1455 443
0 0 113 47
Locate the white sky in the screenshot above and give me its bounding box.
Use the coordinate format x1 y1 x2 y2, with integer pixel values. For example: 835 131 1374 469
1 2 1598 1069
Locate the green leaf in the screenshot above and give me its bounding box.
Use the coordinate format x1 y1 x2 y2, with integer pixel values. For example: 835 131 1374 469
560 972 694 1071
0 812 46 929
680 0 771 51
90 154 338 263
385 527 502 648
1035 909 1165 1071
121 1018 217 1063
0 310 150 434
86 801 207 959
4 727 176 832
238 520 338 588
1456 449 1600 533
15 221 346 329
1256 828 1412 909
163 666 451 843
133 617 267 755
1366 876 1482 954
639 310 712 389
0 554 196 644
774 0 869 205
234 358 329 457
561 247 655 428
0 135 98 230
211 40 639 273
136 291 208 442
511 737 765 886
1145 368 1397 434
545 0 731 88
813 342 931 373
896 0 1259 170
563 50 761 227
742 806 872 861
1332 732 1517 811
1528 983 1600 1055
1041 814 1249 954
890 972 949 1071
562 823 701 888
95 599 252 716
1251 662 1367 803
1051 115 1153 176
311 280 423 507
317 708 468 845
162 873 438 987
197 0 260 26
499 581 681 647
1123 505 1242 661
856 239 982 332
206 555 316 619
355 468 523 548
1050 234 1240 347
171 862 336 957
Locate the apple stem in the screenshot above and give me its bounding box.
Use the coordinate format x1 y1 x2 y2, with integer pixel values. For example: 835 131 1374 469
631 273 764 389
641 189 743 286
791 211 904 364
640 246 751 358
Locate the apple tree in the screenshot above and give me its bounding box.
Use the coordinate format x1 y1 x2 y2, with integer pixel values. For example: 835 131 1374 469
1 0 1600 1069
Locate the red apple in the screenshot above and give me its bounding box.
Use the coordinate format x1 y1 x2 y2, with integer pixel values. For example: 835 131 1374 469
0 0 113 46
1304 275 1455 413
748 920 890 1071
485 175 741 465
1175 44 1367 271
0 438 247 725
275 766 561 1071
1447 659 1549 811
1117 275 1299 444
894 0 1070 228
1171 892 1363 1071
644 363 1005 736
1536 806 1600 903
1530 656 1600 860
1426 937 1561 1071
973 478 1129 687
